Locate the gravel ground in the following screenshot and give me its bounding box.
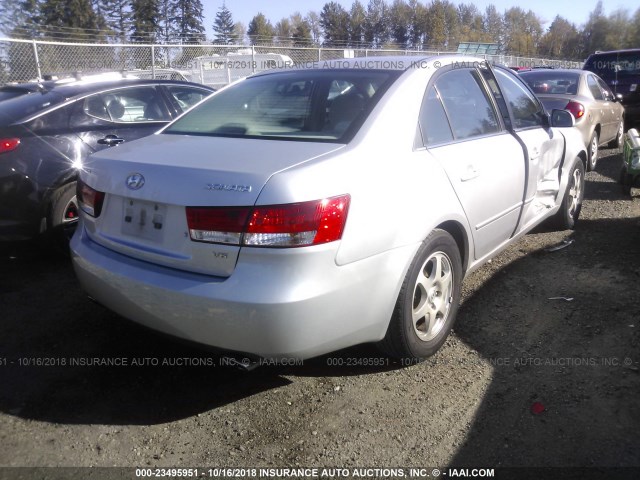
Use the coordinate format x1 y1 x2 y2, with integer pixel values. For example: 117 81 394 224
0 146 639 478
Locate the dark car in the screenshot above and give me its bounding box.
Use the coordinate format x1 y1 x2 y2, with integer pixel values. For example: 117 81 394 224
0 81 60 102
0 78 214 242
583 49 640 128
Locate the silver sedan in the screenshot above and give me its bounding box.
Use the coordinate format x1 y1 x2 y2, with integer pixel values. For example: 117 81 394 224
71 57 587 361
520 69 625 170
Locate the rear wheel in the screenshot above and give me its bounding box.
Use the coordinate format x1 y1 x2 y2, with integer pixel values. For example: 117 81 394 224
551 159 584 230
47 182 79 251
378 229 462 360
588 131 599 171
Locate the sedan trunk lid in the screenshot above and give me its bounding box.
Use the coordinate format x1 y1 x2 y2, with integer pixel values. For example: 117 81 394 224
80 133 344 276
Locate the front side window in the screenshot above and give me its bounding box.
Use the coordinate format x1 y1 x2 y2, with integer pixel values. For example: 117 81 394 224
164 70 397 142
432 68 500 141
494 69 545 130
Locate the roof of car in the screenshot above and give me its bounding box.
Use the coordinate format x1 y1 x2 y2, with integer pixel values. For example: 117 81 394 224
590 48 640 55
1 78 213 99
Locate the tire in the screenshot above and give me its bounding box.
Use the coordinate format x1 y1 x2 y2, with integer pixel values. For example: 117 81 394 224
607 121 624 149
551 159 585 230
587 130 599 171
47 182 79 251
378 229 462 360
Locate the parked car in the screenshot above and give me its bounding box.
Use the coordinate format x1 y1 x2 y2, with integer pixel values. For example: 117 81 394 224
0 81 58 102
71 57 587 361
583 49 640 128
519 69 625 170
0 78 214 242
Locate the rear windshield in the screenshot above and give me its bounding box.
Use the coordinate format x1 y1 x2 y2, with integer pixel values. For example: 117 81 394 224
584 51 640 78
519 71 580 95
163 70 398 142
0 91 67 125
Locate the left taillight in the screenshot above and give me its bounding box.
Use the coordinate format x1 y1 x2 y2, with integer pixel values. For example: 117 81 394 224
186 194 351 248
0 138 20 154
77 178 105 218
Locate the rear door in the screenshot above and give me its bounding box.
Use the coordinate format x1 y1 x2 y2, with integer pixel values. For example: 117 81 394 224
492 68 566 231
418 65 525 260
586 74 612 141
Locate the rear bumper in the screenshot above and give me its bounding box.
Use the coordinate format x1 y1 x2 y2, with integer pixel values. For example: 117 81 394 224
71 225 417 360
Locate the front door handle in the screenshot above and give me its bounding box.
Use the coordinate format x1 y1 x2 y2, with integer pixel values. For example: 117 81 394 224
97 135 125 146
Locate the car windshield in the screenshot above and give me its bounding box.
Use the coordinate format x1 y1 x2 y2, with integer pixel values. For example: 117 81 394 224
519 71 580 95
163 70 398 142
584 51 640 78
0 91 67 126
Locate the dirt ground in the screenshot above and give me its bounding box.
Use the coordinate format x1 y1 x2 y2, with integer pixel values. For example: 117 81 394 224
0 147 639 478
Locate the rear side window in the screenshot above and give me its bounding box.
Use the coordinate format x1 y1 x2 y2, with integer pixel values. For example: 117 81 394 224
432 68 500 141
164 70 397 142
587 75 603 100
419 87 453 146
0 91 67 126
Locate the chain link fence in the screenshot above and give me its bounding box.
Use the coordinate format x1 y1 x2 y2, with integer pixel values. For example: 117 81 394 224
0 37 582 88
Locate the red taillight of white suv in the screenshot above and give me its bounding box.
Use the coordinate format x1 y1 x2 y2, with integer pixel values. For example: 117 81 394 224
187 194 351 248
77 178 105 217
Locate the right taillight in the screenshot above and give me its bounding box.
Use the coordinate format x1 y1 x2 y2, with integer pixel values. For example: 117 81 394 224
186 194 350 248
0 138 20 154
77 178 105 217
565 101 585 120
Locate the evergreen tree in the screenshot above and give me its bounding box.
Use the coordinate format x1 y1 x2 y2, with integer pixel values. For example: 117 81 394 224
157 0 175 42
173 0 205 44
99 0 131 41
130 0 159 42
319 2 349 47
389 0 412 48
40 0 102 39
247 13 275 45
364 0 389 47
213 1 235 44
348 1 366 46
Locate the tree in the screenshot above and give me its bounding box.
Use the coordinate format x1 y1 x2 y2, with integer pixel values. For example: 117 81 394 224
305 11 322 45
364 0 389 48
40 0 102 39
348 0 366 46
539 15 580 59
130 0 159 42
483 4 503 46
424 0 448 48
274 18 292 46
247 12 275 45
408 0 427 48
457 3 486 43
173 0 205 44
290 12 313 46
99 0 131 42
232 21 247 45
0 0 42 37
502 7 542 56
319 2 349 47
156 0 174 42
388 0 412 48
213 1 235 44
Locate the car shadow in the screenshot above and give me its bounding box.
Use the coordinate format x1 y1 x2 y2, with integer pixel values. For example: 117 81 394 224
0 242 400 426
446 221 640 465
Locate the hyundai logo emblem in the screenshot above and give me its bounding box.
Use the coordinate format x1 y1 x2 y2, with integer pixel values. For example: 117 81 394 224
126 173 145 190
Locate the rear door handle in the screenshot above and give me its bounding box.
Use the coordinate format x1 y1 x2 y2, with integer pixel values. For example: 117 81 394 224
97 135 125 146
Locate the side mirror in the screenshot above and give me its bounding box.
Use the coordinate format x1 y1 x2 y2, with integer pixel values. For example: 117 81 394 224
550 109 575 128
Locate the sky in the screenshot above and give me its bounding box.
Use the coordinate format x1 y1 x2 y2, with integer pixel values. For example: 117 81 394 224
203 0 639 38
